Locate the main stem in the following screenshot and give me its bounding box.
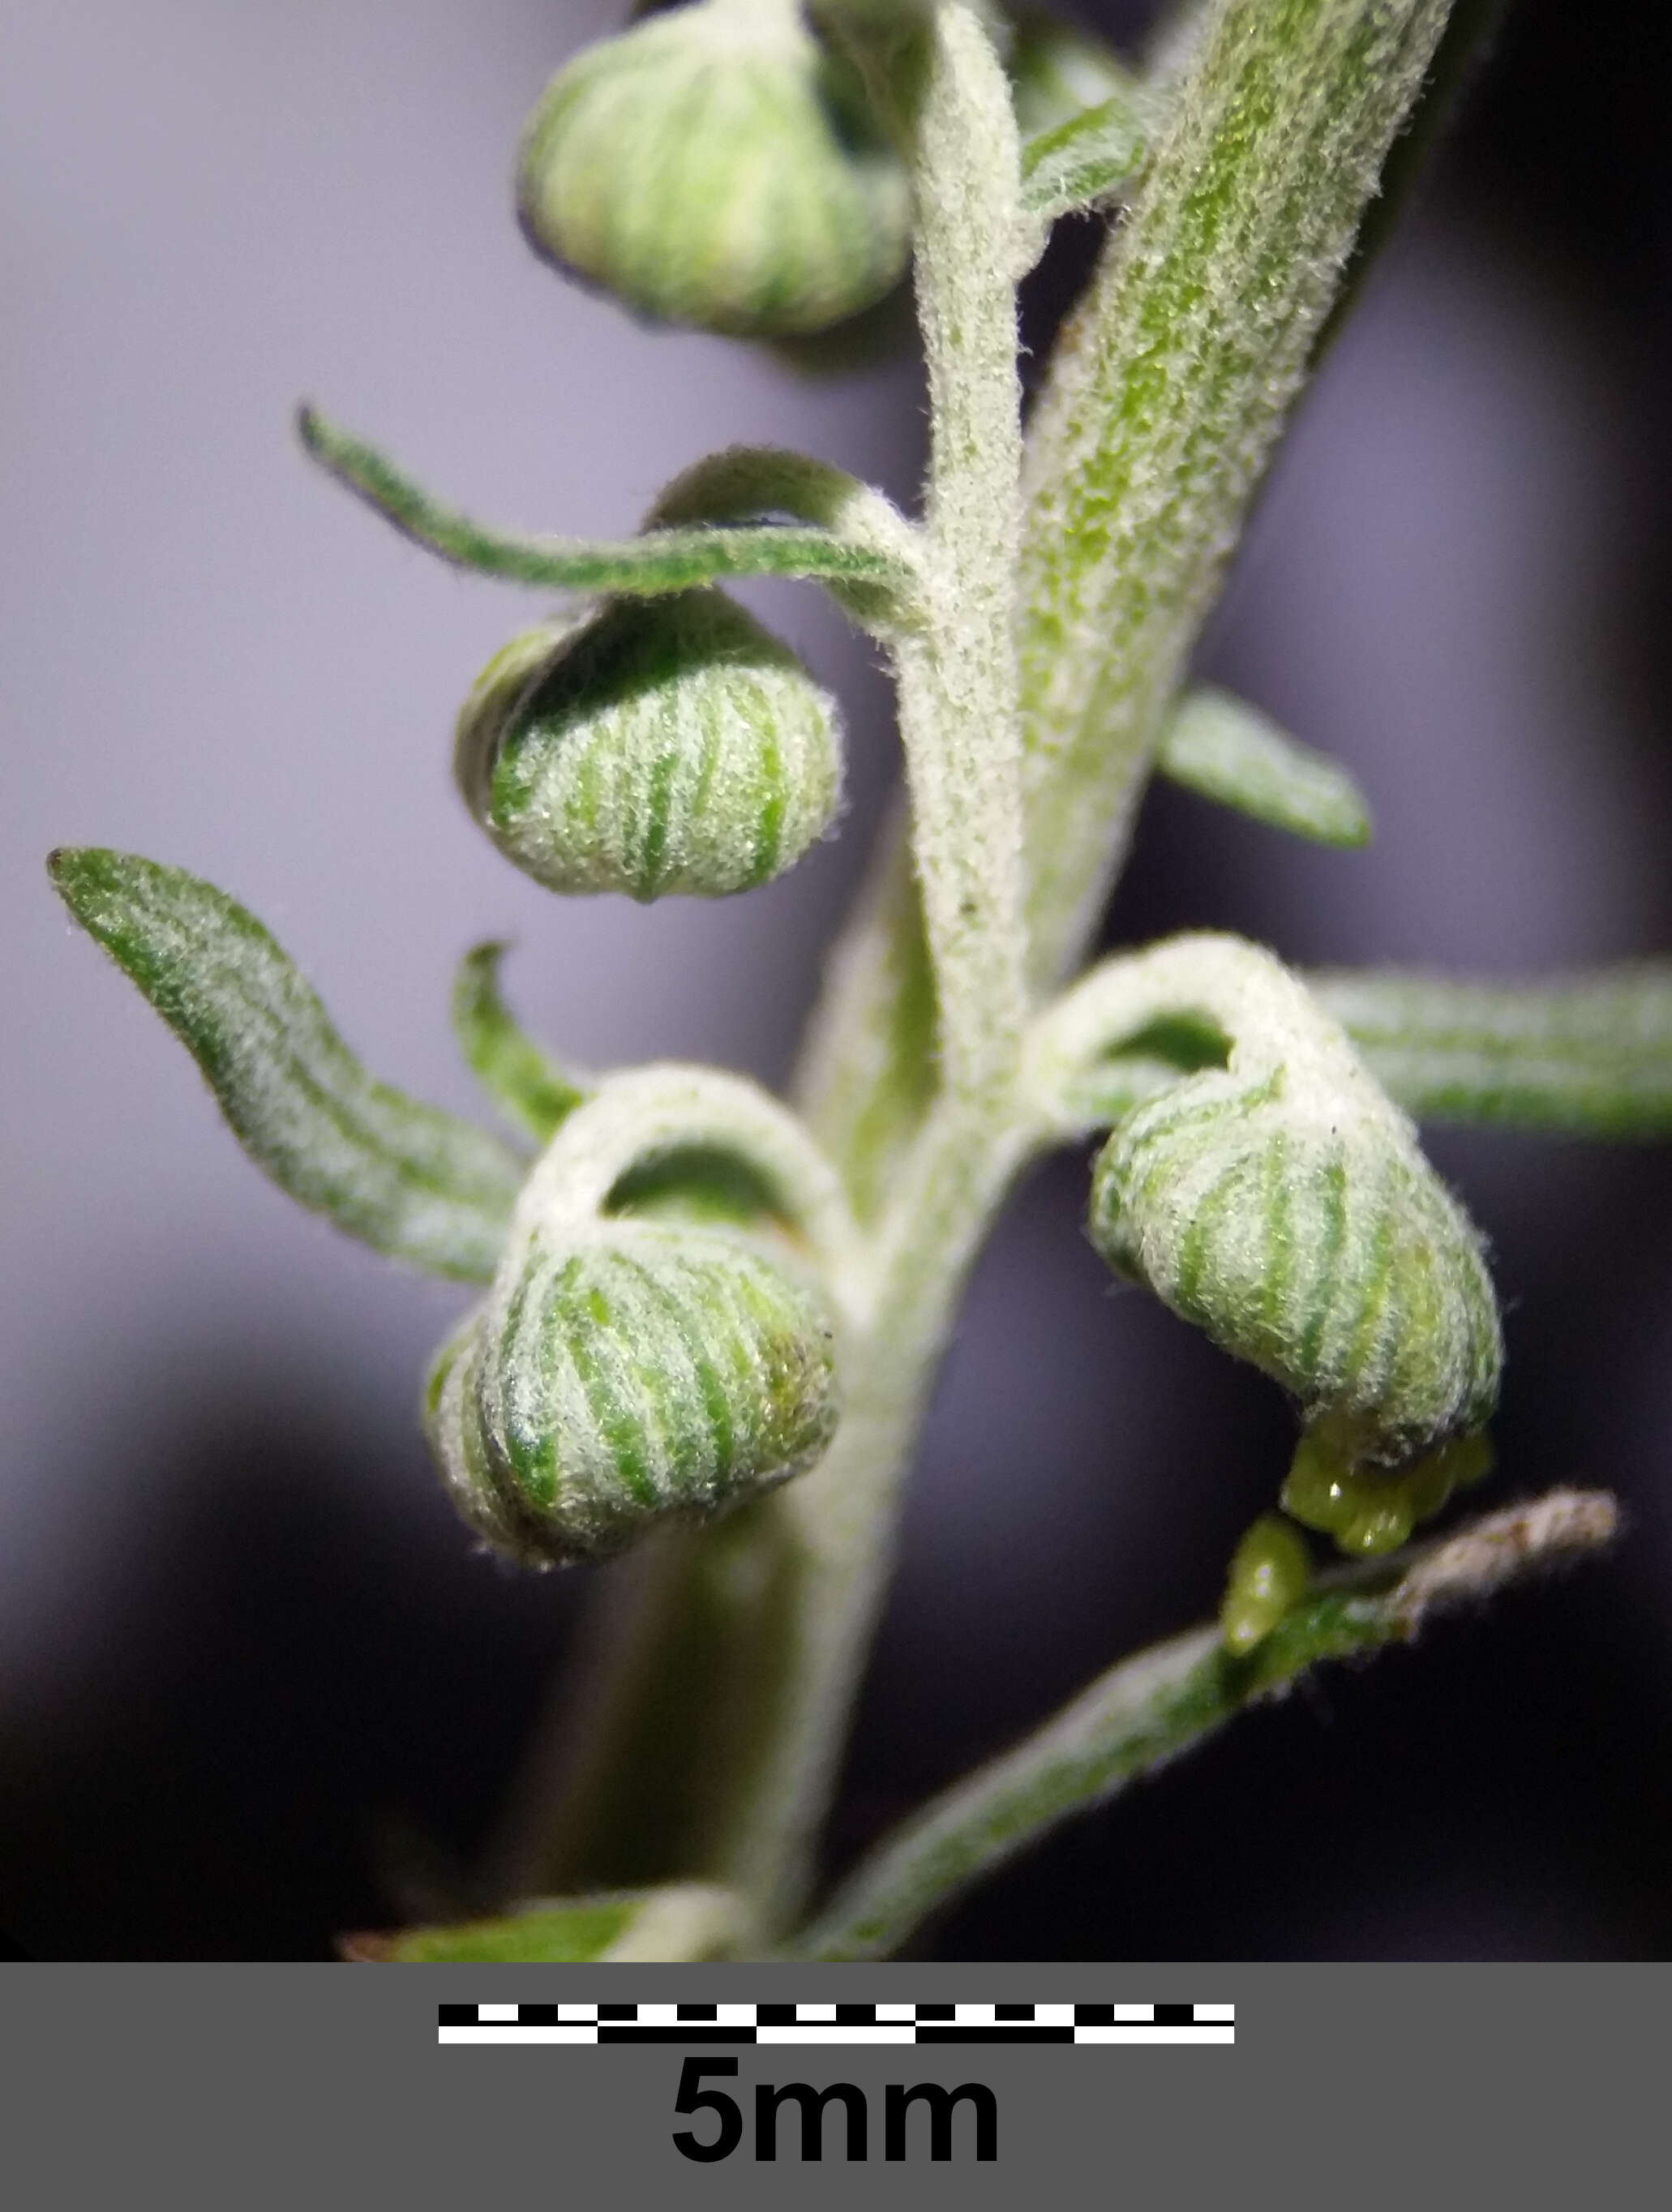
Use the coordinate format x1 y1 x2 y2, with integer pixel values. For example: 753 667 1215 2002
506 0 1461 1951
504 5 1031 1938
723 2 1031 1930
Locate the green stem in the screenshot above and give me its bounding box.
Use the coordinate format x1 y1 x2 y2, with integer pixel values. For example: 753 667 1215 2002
804 0 1464 1213
497 0 1468 1952
1018 0 1456 988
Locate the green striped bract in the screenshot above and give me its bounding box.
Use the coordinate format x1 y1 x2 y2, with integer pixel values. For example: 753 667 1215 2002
455 593 842 902
425 1223 839 1566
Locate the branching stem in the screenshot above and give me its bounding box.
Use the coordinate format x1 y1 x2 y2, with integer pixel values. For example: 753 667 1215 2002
504 0 1490 1956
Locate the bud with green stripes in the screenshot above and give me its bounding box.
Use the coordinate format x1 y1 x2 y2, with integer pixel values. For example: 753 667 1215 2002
1036 936 1503 1555
454 590 843 903
424 1066 859 1567
517 0 912 338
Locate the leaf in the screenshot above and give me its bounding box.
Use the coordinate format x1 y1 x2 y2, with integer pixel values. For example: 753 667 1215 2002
1156 686 1372 847
451 942 587 1147
1007 9 1143 139
1312 964 1672 1138
298 408 920 629
344 1884 745 1964
49 848 525 1280
795 812 940 1223
1020 92 1151 221
795 1492 1617 1960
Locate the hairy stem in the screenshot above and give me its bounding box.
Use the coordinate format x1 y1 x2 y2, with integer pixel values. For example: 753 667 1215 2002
886 2 1028 1100
504 0 1468 1952
805 0 1462 1211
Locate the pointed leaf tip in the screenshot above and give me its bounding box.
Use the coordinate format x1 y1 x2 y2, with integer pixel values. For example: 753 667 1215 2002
1157 688 1373 848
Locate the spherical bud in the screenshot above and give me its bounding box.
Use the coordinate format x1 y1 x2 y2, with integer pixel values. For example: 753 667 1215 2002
1088 1055 1502 1477
424 1217 840 1567
517 2 912 337
454 590 843 902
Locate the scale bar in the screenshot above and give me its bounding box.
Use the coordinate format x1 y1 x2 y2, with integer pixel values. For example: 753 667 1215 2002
439 2000 1233 2047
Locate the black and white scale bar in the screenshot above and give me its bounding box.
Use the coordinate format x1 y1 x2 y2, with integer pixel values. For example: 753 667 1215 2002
439 2001 1233 2046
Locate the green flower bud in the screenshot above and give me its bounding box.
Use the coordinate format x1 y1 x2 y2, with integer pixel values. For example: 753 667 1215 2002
425 1216 839 1567
1087 1015 1501 1481
517 0 912 337
454 590 843 902
1280 1428 1494 1557
1220 1513 1311 1655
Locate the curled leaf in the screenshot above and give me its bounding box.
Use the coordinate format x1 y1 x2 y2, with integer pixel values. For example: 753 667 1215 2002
298 408 918 623
50 847 523 1280
451 943 587 1147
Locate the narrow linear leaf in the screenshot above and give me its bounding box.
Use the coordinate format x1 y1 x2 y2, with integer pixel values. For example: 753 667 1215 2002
1157 686 1371 847
298 407 917 615
1020 92 1151 221
50 848 525 1280
796 1491 1617 1961
452 942 588 1147
1313 965 1672 1138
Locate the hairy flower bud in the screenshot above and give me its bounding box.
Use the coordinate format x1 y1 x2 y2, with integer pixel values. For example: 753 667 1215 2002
454 591 842 902
517 1 912 337
426 1218 839 1567
1087 1003 1502 1482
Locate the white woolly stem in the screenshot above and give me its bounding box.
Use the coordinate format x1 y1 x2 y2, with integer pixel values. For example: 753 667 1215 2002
512 1064 864 1312
508 0 1474 1953
890 2 1028 1104
1025 931 1380 1138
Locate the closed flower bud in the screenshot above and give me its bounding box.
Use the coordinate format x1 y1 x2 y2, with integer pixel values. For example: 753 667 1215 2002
1220 1513 1311 1655
454 590 843 902
425 1217 840 1567
1280 1427 1494 1557
516 0 912 337
1088 1035 1501 1481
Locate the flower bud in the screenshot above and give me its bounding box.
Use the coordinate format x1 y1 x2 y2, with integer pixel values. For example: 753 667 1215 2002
1220 1513 1311 1655
1280 1428 1493 1557
1088 1051 1501 1480
425 1218 839 1567
455 590 842 902
517 2 912 337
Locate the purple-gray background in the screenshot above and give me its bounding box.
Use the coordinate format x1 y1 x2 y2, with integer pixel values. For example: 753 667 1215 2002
5 0 1670 1957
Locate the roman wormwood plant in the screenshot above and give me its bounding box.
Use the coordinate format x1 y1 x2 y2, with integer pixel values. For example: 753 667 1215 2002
49 0 1670 1962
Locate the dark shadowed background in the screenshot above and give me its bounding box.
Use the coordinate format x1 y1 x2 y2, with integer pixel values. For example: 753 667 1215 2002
4 0 1670 1959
